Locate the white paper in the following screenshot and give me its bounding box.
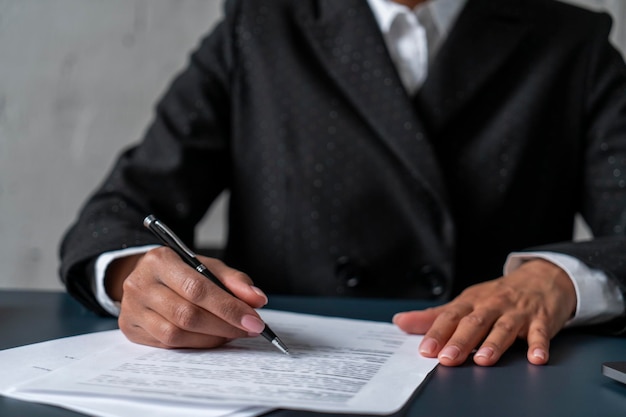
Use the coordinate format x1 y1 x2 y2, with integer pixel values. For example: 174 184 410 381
9 310 438 415
0 330 125 392
0 330 268 417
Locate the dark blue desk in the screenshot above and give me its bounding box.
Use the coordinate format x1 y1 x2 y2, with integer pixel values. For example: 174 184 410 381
1 290 625 416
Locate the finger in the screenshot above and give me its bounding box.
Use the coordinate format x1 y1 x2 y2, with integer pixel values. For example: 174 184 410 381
392 307 447 358
525 318 551 365
437 307 503 366
144 251 265 334
171 273 267 335
120 277 245 348
393 307 441 334
473 314 525 366
119 305 231 349
120 252 256 347
418 303 474 359
146 282 251 339
201 257 268 308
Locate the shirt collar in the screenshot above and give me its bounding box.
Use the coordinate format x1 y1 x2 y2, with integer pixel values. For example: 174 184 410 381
367 0 467 37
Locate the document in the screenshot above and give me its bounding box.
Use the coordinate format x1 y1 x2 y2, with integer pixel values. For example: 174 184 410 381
7 310 438 415
0 330 267 417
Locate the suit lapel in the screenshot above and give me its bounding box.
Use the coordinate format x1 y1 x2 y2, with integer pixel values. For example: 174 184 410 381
417 0 530 131
296 0 449 213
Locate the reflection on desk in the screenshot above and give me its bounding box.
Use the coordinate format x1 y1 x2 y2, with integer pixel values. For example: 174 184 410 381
0 290 625 417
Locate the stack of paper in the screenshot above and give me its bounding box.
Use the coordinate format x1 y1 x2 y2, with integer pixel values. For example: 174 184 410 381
0 310 438 416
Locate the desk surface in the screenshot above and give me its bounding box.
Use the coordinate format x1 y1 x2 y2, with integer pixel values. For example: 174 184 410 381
0 290 625 417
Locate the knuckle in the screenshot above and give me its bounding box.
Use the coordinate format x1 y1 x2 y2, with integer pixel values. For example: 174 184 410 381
482 340 503 352
158 322 186 348
180 277 208 303
518 297 542 312
172 303 201 329
215 297 242 322
424 330 444 342
534 307 550 320
530 324 550 339
460 313 486 328
491 292 515 308
448 338 470 352
493 319 516 333
230 270 253 285
122 276 140 294
439 309 464 323
143 247 167 264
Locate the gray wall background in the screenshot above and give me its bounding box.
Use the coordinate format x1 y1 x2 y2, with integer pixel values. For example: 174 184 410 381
1 0 625 291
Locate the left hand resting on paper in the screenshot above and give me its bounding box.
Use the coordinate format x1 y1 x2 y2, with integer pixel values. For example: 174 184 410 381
393 259 576 367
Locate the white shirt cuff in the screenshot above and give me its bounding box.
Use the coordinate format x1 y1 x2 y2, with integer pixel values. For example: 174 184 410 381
92 245 160 316
504 252 624 327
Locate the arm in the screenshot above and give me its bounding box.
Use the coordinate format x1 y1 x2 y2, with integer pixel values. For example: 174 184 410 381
505 252 624 327
59 0 271 348
394 11 626 365
523 11 626 333
60 10 235 313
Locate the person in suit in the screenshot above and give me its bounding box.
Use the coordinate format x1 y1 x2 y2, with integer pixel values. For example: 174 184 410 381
60 0 626 367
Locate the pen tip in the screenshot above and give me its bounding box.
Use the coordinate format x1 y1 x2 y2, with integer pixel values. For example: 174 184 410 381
272 338 290 355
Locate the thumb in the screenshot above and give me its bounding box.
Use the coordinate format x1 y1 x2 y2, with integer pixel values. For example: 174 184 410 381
393 308 440 334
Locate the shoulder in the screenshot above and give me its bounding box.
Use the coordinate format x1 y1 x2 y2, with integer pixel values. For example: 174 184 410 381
526 0 613 38
218 0 323 40
223 0 318 18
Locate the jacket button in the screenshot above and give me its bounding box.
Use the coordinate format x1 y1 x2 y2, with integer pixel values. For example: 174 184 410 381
419 264 446 296
335 256 361 291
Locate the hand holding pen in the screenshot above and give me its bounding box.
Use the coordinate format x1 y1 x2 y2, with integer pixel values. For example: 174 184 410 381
143 215 289 354
108 216 289 353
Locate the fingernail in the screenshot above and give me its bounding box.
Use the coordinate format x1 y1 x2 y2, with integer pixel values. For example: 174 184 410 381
392 313 405 324
532 348 546 361
241 315 265 333
439 346 461 361
419 338 438 356
475 347 494 360
251 286 268 305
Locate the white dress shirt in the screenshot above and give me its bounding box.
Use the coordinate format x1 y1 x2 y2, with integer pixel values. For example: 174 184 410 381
367 0 466 94
93 0 625 325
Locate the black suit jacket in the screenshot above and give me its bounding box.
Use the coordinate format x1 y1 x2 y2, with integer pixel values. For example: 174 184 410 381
60 0 626 332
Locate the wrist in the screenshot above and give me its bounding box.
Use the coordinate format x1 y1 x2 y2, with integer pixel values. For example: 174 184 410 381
518 259 577 317
104 254 143 301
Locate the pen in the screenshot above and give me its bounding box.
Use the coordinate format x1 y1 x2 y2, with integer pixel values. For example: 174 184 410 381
143 214 290 355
